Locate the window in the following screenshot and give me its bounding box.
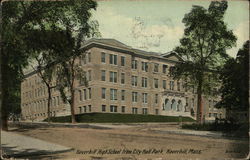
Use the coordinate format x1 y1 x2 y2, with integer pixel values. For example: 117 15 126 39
83 106 87 112
109 54 117 65
170 81 174 90
132 59 137 69
132 92 138 102
79 56 83 65
209 113 211 117
163 65 168 74
154 79 159 88
154 63 159 72
122 106 125 113
132 76 138 86
177 81 180 91
132 107 138 114
101 70 106 81
214 113 218 118
79 90 82 101
213 101 217 106
53 97 56 106
101 88 106 99
121 73 125 84
155 109 159 115
83 54 87 64
155 94 158 104
163 80 167 89
88 105 91 112
88 88 91 99
84 89 87 100
101 52 105 63
142 108 148 114
102 105 106 112
142 93 148 103
79 76 85 85
121 90 125 101
109 71 117 83
88 70 91 81
186 97 189 107
142 77 147 88
209 100 211 109
79 107 83 113
169 66 175 76
110 105 117 112
110 89 118 100
88 52 91 63
184 82 188 92
121 56 125 66
192 98 195 108
141 62 148 72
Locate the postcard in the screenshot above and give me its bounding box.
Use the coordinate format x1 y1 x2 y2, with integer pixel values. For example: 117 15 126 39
1 0 249 159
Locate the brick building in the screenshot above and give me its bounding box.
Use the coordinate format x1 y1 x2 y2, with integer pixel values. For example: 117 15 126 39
21 38 225 121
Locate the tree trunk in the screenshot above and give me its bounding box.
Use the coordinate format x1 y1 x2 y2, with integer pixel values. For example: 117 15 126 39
196 78 203 124
70 88 76 123
47 87 52 123
1 111 8 131
1 64 9 131
0 3 8 131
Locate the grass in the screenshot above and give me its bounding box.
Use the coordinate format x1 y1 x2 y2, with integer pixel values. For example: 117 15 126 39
181 122 249 137
43 112 195 123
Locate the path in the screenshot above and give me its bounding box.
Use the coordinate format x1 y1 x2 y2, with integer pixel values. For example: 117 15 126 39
1 130 72 158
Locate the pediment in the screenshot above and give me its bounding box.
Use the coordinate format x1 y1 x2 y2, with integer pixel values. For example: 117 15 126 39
162 51 183 62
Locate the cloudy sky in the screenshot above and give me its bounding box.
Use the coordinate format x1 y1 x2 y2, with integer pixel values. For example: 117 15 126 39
91 0 249 58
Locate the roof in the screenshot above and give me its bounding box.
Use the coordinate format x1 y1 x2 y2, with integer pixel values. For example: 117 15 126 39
24 38 184 76
161 51 184 61
85 38 132 50
84 38 180 59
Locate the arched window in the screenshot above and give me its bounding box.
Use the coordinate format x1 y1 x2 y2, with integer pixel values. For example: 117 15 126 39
163 98 169 110
177 100 182 111
171 99 176 110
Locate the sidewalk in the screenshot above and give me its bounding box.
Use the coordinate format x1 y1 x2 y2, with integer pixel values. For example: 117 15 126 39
1 131 73 158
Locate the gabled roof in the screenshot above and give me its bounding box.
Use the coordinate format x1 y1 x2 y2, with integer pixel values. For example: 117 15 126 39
161 51 184 61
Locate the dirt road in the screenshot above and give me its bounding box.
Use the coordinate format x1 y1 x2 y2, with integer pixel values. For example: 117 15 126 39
9 123 248 159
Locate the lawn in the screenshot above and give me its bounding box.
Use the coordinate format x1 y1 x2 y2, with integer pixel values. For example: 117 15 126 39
181 122 248 138
44 112 195 123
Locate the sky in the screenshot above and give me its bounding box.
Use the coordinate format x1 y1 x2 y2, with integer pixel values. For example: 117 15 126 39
91 0 249 58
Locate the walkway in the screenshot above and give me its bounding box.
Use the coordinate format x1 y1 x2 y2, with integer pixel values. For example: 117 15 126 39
1 131 72 158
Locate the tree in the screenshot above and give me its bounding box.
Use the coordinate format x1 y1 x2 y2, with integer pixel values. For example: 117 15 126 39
173 1 237 123
1 0 99 130
33 56 57 123
216 40 249 112
29 29 77 123
56 9 100 123
2 1 32 130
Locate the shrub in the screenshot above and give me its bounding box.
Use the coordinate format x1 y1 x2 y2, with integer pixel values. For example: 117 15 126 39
44 113 195 123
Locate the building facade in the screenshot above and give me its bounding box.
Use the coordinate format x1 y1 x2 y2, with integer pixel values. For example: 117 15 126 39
21 38 225 121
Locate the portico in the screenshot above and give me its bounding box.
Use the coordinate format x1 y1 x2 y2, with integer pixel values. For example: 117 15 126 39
161 90 192 117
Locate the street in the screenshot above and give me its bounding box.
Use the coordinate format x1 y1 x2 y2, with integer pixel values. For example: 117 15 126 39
2 123 249 159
